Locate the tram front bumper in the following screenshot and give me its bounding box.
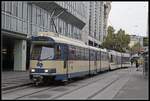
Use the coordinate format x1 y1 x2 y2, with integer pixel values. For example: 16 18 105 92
32 74 43 82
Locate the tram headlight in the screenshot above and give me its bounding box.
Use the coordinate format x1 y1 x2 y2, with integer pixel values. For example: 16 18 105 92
31 69 35 72
40 33 44 36
44 69 49 73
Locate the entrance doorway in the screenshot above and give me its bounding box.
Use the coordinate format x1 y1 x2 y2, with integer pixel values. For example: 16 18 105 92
2 36 15 71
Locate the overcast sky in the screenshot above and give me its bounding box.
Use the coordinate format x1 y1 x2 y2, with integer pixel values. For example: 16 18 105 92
108 2 148 37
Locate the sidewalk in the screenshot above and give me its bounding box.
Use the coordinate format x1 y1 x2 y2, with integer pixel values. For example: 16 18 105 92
2 71 32 91
114 66 149 100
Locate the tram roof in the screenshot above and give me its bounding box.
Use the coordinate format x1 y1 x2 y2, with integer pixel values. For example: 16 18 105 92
34 32 89 48
116 52 122 56
108 50 116 55
108 50 122 56
88 46 100 51
122 53 130 57
100 48 108 52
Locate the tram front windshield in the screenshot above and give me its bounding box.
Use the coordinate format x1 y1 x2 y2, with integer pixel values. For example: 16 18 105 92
31 45 54 60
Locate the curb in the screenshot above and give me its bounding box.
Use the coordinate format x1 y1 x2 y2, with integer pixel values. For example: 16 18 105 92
2 83 33 91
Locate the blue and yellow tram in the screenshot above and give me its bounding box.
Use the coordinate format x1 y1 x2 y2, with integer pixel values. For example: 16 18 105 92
29 32 110 84
30 32 89 83
29 32 131 84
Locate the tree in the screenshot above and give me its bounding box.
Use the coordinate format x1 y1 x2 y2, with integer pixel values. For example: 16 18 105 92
102 26 116 50
102 26 130 52
115 29 130 52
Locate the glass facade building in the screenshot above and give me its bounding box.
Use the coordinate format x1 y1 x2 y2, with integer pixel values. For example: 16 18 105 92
1 1 111 71
88 1 111 47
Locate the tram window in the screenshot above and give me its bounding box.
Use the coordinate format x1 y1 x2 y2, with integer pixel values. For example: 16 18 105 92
104 53 107 61
78 48 81 60
41 47 54 60
111 54 115 62
55 45 61 60
85 49 89 60
69 45 76 60
110 55 113 62
31 45 54 60
101 52 103 61
103 52 106 61
81 48 85 60
99 52 101 60
101 52 104 61
97 52 99 60
104 53 106 61
31 46 41 60
93 51 95 61
89 51 92 60
76 47 81 60
90 50 95 61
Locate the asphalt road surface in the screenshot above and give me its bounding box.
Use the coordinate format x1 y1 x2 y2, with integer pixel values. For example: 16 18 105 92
2 67 148 100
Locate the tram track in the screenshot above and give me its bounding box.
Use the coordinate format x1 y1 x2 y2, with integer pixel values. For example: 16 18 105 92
14 86 57 100
53 75 119 99
23 70 119 99
2 75 29 81
87 77 119 99
2 84 33 94
3 68 122 100
52 76 106 99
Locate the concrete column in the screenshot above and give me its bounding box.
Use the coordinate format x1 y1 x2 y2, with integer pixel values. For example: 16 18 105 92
14 40 26 71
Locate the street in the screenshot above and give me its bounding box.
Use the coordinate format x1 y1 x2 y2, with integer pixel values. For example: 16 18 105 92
2 67 148 100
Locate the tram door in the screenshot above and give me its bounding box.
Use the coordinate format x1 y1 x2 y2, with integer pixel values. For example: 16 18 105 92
94 51 97 74
89 50 97 75
63 45 69 79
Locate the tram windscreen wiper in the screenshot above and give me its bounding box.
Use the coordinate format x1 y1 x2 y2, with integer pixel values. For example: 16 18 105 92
39 46 54 60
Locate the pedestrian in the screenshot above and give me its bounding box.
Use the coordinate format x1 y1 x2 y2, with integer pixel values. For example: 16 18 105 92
135 59 139 71
130 58 134 67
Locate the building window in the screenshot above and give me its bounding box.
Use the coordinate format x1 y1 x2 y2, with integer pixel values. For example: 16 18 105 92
55 18 59 33
5 15 11 30
65 23 68 36
18 2 23 18
58 19 62 34
23 21 27 34
17 20 23 32
22 2 27 21
37 8 41 26
62 20 65 35
2 13 5 29
2 2 5 12
5 2 12 14
32 6 37 24
44 12 48 29
40 10 44 27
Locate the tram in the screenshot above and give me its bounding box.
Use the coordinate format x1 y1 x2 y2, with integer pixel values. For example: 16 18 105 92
121 53 131 68
29 32 131 84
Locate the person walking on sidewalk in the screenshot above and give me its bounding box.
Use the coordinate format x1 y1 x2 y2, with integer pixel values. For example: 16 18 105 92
136 59 139 71
130 58 134 67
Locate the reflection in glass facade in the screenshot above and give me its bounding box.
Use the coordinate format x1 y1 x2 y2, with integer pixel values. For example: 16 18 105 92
2 1 88 40
2 1 111 43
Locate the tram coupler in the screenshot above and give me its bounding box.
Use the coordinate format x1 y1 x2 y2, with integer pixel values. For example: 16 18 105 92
32 75 43 86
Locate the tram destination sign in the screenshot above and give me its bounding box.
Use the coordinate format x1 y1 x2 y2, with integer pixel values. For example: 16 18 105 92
32 36 54 42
